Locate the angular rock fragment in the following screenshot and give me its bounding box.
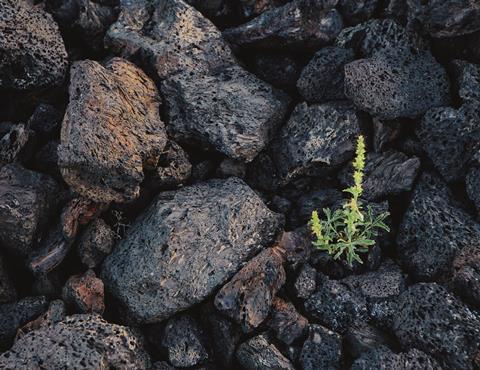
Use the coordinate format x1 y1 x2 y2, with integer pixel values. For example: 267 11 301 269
58 58 167 203
77 218 116 268
297 46 355 102
339 0 379 25
162 65 290 162
215 247 286 332
0 253 15 304
0 164 61 257
0 0 68 90
393 283 480 369
397 173 480 281
236 334 295 370
351 346 441 370
339 150 420 201
0 124 33 166
0 314 151 369
106 0 235 80
407 0 480 38
207 312 241 368
417 104 480 182
345 323 398 359
235 0 289 19
162 314 209 368
102 178 282 323
266 297 308 345
299 325 342 370
62 270 105 314
294 264 317 299
223 0 343 50
345 50 451 120
279 230 312 271
452 60 480 104
0 296 48 351
151 141 192 189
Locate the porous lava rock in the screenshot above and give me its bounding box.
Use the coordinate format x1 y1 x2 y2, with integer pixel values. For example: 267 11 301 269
77 218 116 268
151 141 192 189
0 164 61 257
162 65 290 162
294 263 317 299
223 0 343 50
214 247 286 332
299 324 342 370
0 314 151 369
351 346 441 369
453 244 480 307
0 0 68 90
397 172 480 281
58 58 167 203
452 60 480 104
101 177 282 323
393 283 480 369
62 270 105 314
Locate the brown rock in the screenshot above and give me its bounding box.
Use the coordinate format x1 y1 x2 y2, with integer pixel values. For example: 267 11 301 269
214 247 286 332
267 297 308 345
78 218 116 268
58 58 167 203
62 270 105 314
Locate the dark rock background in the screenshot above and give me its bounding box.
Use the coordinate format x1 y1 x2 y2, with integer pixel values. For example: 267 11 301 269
1 0 480 369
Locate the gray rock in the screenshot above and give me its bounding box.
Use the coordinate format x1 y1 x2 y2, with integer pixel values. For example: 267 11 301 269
397 172 480 281
62 270 105 314
216 158 246 179
223 0 343 50
339 0 379 25
162 314 209 368
236 334 295 370
101 178 282 323
58 58 167 203
0 124 33 166
106 0 236 80
151 141 192 189
162 65 290 162
345 49 451 120
393 283 480 369
0 314 151 369
266 297 308 345
338 150 420 201
32 141 60 178
294 263 317 299
214 247 286 332
453 243 480 307
299 324 342 370
0 0 68 90
407 0 480 38
0 253 15 304
351 346 441 370
297 46 355 102
452 60 480 104
78 218 116 269
467 166 480 214
0 164 61 257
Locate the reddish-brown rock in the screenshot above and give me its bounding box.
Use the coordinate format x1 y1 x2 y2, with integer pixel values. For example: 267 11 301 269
62 270 105 314
267 297 308 345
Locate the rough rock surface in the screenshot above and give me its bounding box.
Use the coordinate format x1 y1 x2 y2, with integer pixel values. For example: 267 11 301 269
162 65 290 162
351 346 441 369
0 164 61 257
297 46 355 102
299 324 342 370
344 323 398 359
151 141 192 189
62 270 105 314
339 150 420 201
215 247 286 332
15 300 66 341
0 0 68 90
453 244 480 307
161 314 209 368
236 334 294 370
106 0 236 80
216 158 247 179
294 263 317 299
0 314 151 369
77 218 116 268
266 297 308 345
345 50 451 120
452 60 480 104
339 0 379 25
27 104 63 140
58 58 167 203
397 172 480 281
0 253 15 304
393 283 480 369
223 0 343 50
101 178 282 323
0 124 32 166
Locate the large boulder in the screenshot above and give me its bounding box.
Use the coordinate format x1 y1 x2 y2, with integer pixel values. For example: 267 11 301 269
101 178 282 323
0 0 68 90
0 314 151 369
162 65 290 162
58 58 167 203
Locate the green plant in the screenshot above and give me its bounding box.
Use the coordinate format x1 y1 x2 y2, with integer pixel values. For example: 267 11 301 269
310 135 390 266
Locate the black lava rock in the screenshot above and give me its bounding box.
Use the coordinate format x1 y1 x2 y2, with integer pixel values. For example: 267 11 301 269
299 324 342 370
452 60 480 104
351 346 441 369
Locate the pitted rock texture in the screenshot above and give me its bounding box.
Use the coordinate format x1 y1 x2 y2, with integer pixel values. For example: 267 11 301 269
207 312 241 368
236 334 295 370
407 0 480 38
223 0 343 50
338 150 420 201
215 247 286 332
0 0 68 90
77 218 116 269
452 60 480 104
62 270 105 314
299 324 342 370
101 178 282 323
58 58 167 203
162 65 290 163
0 314 151 369
453 244 480 307
351 346 441 370
397 172 480 281
393 283 480 369
297 46 355 102
106 0 236 80
151 141 192 189
0 164 61 257
345 50 451 120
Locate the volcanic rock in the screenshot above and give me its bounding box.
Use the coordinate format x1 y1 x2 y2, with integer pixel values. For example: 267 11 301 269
0 124 33 166
62 270 105 314
27 104 63 141
250 52 302 90
207 312 241 368
452 60 480 104
294 263 317 300
77 218 116 268
467 165 480 214
372 118 403 152
266 297 308 345
299 324 342 370
345 323 398 359
216 158 247 179
58 58 167 203
15 300 66 341
338 0 379 25
453 244 480 307
151 141 192 189
351 346 441 369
